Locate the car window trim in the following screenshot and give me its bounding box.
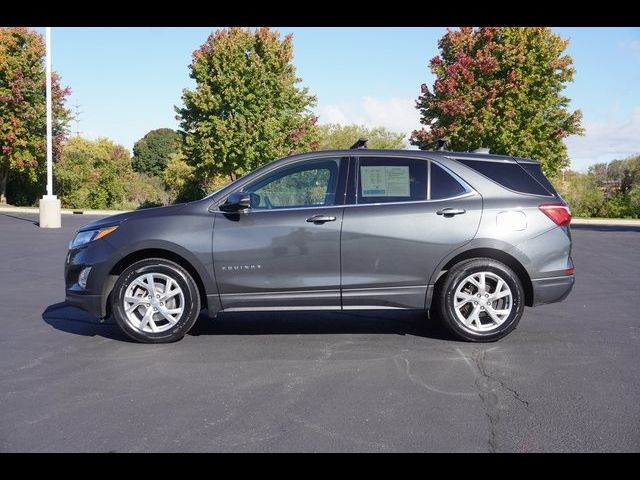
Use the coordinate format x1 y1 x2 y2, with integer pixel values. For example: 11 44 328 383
211 190 478 214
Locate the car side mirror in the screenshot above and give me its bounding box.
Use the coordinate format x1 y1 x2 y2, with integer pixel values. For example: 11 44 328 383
220 192 251 212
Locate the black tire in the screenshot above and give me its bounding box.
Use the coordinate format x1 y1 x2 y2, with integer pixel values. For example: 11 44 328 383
111 258 201 343
436 258 525 342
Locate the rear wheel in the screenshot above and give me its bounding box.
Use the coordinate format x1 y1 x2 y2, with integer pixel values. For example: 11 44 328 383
436 258 524 342
111 258 201 343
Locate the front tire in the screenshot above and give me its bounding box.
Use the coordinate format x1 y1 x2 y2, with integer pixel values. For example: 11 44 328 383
111 258 201 343
436 258 525 342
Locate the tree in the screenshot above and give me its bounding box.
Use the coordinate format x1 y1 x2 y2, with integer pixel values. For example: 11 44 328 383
315 124 406 150
132 128 181 177
163 152 194 201
0 27 71 204
55 137 133 209
411 27 583 177
176 27 318 185
55 136 168 210
552 154 640 219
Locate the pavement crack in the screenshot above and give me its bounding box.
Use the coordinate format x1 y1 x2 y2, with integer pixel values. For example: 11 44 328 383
472 350 500 453
468 349 534 453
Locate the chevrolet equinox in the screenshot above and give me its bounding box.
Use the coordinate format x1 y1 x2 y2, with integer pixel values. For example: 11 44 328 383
65 149 575 343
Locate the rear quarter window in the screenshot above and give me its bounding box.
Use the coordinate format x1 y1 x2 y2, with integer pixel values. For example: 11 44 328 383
456 159 553 196
519 162 559 197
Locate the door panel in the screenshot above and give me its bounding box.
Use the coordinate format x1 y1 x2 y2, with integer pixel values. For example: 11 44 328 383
213 208 343 309
212 156 348 311
341 156 482 309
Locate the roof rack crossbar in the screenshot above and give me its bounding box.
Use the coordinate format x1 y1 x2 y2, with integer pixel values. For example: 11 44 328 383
418 137 450 151
350 138 368 150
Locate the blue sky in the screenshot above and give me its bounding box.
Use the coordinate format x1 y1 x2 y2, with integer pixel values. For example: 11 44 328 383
38 27 640 171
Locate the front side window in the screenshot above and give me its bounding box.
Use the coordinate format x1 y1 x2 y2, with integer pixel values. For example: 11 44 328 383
244 158 341 209
357 157 428 204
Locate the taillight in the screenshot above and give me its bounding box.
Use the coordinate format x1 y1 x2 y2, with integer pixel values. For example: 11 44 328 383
539 203 572 226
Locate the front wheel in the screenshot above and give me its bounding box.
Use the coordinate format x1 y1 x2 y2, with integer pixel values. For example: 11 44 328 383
436 258 525 342
111 258 201 343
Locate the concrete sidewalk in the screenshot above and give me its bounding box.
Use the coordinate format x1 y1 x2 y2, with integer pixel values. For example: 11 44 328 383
570 217 640 226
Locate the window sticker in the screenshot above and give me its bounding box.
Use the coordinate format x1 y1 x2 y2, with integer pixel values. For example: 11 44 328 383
361 166 410 197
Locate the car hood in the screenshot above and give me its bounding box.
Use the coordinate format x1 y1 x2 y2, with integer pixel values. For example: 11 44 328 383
77 203 189 232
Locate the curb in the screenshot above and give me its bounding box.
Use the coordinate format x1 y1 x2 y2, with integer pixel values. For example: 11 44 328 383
570 218 640 226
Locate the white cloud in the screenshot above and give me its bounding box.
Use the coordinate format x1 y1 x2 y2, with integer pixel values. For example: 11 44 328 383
316 96 421 145
565 107 640 171
317 97 640 169
622 38 640 53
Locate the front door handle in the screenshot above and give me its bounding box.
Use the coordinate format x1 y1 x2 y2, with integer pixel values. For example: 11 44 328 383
306 214 337 224
436 208 466 216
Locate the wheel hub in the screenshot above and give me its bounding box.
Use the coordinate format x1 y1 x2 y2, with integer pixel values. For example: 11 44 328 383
453 271 513 333
122 272 185 334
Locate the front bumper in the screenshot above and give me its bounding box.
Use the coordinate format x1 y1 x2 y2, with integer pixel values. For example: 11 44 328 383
531 275 575 306
65 290 104 319
64 237 121 319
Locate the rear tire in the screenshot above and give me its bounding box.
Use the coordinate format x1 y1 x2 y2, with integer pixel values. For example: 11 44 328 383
111 258 201 343
436 258 524 342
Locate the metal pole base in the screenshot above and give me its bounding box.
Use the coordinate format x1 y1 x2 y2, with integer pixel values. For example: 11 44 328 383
39 195 61 228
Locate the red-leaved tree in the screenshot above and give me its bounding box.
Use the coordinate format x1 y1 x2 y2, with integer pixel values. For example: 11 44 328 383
411 27 583 177
0 27 71 204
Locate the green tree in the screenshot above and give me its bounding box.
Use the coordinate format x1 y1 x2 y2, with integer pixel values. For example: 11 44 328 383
55 137 133 209
163 152 194 201
554 171 605 218
55 136 168 210
411 27 583 177
0 27 71 204
176 27 318 186
132 128 181 177
316 124 406 150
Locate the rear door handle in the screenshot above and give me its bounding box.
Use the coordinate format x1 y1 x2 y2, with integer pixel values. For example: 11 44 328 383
436 208 466 216
306 214 337 223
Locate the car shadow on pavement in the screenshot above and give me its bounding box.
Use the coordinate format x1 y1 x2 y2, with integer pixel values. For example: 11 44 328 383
43 303 455 342
42 302 132 342
188 310 455 341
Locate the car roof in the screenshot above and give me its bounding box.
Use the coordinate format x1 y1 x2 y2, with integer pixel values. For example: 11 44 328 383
296 149 540 164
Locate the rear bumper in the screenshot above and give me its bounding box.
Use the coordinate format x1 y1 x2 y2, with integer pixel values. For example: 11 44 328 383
531 275 574 306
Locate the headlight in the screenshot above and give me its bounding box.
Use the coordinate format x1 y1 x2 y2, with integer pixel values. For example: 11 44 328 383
69 226 119 249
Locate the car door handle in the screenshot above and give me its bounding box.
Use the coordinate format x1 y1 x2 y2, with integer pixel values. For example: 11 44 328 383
436 208 466 216
306 214 337 223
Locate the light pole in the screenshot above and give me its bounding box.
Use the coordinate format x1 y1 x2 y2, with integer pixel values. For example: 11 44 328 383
39 26 61 228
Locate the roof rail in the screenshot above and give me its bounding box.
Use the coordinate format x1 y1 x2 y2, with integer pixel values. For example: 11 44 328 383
350 138 368 150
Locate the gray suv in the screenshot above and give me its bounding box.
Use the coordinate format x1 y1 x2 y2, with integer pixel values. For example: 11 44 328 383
65 149 574 343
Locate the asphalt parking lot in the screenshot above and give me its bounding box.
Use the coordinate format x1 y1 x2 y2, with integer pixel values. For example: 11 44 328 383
1 212 639 452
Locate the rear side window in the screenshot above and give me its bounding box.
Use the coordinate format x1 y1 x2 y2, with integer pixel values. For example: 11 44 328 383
430 163 468 199
357 157 428 204
519 162 558 197
456 159 552 196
